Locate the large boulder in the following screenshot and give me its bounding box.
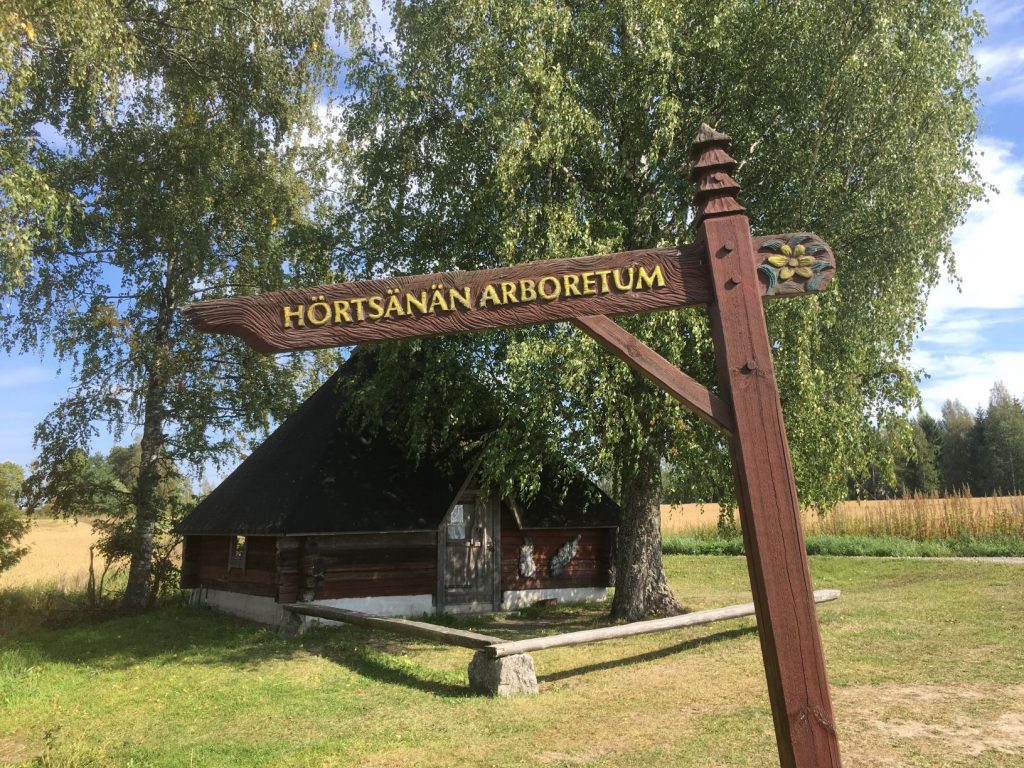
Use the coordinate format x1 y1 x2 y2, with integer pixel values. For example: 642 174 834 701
468 651 539 696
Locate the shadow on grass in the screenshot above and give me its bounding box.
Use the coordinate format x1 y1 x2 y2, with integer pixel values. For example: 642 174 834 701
304 638 471 698
2 596 471 697
537 625 758 683
1 599 309 669
3 592 756 698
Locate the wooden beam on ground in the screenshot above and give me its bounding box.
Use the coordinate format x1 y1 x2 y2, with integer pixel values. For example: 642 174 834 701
283 603 504 649
573 314 735 434
485 589 840 659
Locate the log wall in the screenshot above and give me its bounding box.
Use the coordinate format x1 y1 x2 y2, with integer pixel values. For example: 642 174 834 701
184 522 611 607
184 534 279 598
180 536 200 589
304 532 438 600
500 509 614 591
276 537 304 603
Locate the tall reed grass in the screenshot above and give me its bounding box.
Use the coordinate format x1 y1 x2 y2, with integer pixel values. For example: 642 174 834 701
661 493 1024 557
804 492 1024 541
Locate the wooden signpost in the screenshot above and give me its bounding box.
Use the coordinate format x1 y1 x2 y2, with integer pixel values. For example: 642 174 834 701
184 125 843 768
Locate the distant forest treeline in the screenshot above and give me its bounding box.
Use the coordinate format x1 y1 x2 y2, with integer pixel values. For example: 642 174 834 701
882 381 1024 499
663 381 1024 505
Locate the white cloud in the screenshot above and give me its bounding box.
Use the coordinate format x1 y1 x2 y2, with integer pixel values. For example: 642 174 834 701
915 349 1024 415
977 45 1024 103
913 136 1024 414
925 138 1024 321
974 0 1024 104
913 312 989 349
976 43 1024 79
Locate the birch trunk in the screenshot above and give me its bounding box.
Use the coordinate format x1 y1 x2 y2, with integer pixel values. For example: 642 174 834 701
122 269 174 611
610 446 682 621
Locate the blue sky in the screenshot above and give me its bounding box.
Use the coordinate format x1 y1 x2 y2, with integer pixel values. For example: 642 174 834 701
1 2 1023 474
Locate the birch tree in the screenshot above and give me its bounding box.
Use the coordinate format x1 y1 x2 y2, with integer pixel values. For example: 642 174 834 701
2 0 363 608
335 0 982 618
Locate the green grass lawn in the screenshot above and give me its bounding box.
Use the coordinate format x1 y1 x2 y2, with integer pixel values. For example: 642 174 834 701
2 556 1023 767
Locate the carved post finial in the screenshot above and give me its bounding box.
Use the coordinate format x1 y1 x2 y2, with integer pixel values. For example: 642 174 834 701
690 125 745 227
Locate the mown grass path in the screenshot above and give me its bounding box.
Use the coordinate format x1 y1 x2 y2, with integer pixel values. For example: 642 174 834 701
2 556 1022 767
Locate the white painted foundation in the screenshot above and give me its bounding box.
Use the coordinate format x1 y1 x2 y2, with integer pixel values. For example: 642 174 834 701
193 588 292 625
193 587 608 626
307 594 435 620
191 588 435 625
500 587 609 610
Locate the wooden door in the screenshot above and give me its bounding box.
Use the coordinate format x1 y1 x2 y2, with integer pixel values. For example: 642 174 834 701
443 496 495 608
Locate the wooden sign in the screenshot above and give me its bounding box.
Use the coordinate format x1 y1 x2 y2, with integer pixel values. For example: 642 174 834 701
183 235 834 353
183 124 843 768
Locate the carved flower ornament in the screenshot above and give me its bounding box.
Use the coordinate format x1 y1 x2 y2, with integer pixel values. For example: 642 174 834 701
767 244 814 279
757 235 832 295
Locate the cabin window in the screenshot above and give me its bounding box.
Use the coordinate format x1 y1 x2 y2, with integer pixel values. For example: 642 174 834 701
228 535 247 570
447 505 466 540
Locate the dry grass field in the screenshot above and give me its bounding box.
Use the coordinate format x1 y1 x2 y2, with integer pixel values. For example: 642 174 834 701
0 517 100 590
662 493 1024 539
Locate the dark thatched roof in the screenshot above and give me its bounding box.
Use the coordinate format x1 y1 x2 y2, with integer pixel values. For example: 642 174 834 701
177 359 619 535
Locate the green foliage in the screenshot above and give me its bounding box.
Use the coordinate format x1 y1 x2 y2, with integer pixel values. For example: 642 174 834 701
3 0 347 453
337 0 982 509
662 534 746 556
939 399 976 493
972 382 1024 495
1 0 373 291
1 1 139 290
26 450 129 522
334 0 982 616
24 444 194 602
0 461 29 573
888 383 1024 498
894 411 941 495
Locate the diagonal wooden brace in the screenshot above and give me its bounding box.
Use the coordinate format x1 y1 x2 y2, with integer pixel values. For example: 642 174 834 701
572 315 734 435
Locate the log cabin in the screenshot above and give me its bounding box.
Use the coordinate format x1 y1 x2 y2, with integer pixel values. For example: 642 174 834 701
176 361 619 624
